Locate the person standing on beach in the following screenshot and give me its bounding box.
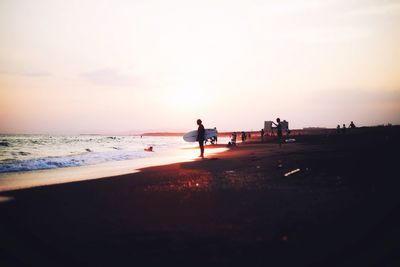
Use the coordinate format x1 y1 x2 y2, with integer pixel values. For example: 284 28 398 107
261 128 264 142
241 131 246 143
272 118 283 148
196 119 205 158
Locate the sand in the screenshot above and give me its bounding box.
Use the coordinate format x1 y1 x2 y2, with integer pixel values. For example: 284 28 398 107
0 126 399 267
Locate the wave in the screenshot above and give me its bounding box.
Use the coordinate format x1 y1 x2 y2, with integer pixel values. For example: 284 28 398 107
0 135 187 174
0 150 148 173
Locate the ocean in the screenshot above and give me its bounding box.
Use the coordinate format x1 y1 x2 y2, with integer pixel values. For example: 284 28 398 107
0 135 189 173
0 134 227 191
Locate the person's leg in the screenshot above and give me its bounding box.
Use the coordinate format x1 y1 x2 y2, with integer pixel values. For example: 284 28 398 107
199 141 204 157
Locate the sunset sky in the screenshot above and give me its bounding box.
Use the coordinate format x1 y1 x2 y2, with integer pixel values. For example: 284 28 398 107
1 0 399 134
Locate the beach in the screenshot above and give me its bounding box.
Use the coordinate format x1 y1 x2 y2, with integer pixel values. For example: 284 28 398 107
0 127 399 266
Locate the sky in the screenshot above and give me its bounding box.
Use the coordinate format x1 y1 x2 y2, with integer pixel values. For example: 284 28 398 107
0 0 399 134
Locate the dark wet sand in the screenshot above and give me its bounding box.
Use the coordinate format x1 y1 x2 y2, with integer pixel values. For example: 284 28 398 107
1 127 399 267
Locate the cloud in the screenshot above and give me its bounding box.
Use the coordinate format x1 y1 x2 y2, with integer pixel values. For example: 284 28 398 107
23 71 52 77
265 0 335 14
81 68 140 87
276 26 370 44
346 2 400 17
0 70 52 77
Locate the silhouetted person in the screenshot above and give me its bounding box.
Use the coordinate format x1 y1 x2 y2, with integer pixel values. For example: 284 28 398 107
261 128 264 142
342 124 347 134
196 119 205 158
349 121 356 129
272 118 283 148
241 131 246 143
144 146 153 152
336 125 341 134
228 132 237 146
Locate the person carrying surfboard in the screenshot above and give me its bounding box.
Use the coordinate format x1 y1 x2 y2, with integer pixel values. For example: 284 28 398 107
272 118 283 148
196 119 205 158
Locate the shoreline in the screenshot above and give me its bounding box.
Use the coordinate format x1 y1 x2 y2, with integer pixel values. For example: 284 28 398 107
0 144 228 192
0 128 399 266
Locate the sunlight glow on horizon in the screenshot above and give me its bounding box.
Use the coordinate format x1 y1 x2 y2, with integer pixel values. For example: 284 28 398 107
1 0 400 134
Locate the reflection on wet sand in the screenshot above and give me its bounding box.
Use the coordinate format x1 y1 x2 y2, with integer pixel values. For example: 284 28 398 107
0 196 14 203
0 146 227 192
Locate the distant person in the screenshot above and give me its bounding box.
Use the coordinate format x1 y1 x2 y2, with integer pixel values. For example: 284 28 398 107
336 125 341 134
210 136 215 144
228 132 237 146
214 127 218 144
196 119 205 158
342 124 347 134
261 128 264 142
241 131 246 143
286 129 291 138
272 118 283 148
349 121 356 129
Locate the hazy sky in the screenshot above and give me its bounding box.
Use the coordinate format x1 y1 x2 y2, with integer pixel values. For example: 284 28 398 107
1 0 399 133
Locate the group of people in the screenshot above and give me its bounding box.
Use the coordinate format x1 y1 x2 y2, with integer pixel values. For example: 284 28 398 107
228 131 250 146
196 119 360 157
337 121 356 134
150 118 357 157
204 127 218 145
197 117 287 157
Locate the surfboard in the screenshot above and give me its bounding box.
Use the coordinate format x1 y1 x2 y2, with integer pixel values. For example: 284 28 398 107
183 128 218 142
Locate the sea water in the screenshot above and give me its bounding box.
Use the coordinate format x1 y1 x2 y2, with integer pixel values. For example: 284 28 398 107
0 135 187 173
0 135 228 191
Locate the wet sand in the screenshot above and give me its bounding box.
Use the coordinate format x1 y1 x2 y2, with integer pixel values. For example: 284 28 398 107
1 127 399 266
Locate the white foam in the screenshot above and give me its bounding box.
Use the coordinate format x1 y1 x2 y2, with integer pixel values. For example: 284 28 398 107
0 135 185 173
